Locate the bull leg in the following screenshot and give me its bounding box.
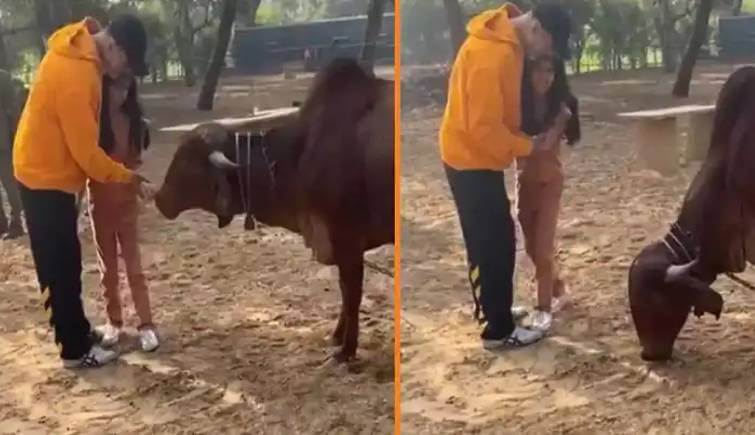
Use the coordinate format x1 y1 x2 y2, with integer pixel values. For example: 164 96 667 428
334 250 364 362
299 213 312 249
332 306 345 346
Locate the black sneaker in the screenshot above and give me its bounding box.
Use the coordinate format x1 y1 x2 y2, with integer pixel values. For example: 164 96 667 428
61 345 119 369
482 325 544 350
2 221 24 240
89 328 105 345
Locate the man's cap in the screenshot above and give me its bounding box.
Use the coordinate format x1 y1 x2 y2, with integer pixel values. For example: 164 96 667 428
533 3 572 60
108 14 149 77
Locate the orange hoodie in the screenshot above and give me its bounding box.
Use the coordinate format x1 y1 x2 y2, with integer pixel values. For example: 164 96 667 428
13 19 133 195
440 4 532 171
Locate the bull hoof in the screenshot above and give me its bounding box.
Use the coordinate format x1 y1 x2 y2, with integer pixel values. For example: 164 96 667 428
333 349 357 363
331 334 344 347
317 351 356 369
314 249 336 265
640 350 672 362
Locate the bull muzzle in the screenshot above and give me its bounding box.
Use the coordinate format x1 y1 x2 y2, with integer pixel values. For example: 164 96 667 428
154 189 179 219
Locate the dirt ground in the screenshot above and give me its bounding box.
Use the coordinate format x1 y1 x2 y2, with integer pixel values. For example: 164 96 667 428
0 70 394 434
400 61 755 434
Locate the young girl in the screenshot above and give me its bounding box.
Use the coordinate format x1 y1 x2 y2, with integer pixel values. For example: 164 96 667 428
90 74 158 351
516 55 581 332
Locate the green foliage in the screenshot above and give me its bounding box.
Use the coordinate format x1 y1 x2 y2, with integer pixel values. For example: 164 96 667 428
255 2 284 25
1 0 722 79
324 0 372 17
253 0 377 25
275 0 329 23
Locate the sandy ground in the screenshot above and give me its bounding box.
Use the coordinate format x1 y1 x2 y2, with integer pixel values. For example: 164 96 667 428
0 72 394 434
400 62 755 434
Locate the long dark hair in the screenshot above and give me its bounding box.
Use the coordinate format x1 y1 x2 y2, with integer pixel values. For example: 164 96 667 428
520 56 581 146
99 76 150 155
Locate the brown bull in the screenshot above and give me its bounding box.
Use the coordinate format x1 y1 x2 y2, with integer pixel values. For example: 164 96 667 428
154 59 394 362
628 66 755 361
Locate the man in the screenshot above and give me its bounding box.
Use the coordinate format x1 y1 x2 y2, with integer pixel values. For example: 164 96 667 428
439 3 571 349
13 14 154 368
0 69 24 239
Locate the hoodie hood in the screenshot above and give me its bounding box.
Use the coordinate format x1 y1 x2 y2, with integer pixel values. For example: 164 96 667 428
466 3 523 45
47 18 102 65
439 3 532 171
13 17 134 194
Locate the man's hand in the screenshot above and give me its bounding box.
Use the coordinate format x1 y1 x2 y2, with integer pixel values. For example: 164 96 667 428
139 182 158 201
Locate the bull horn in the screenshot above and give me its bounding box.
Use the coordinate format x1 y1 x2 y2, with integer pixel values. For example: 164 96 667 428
208 151 239 170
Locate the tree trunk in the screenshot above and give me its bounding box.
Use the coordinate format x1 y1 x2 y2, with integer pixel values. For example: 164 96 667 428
236 0 262 26
174 28 195 87
52 0 72 25
161 57 168 83
33 0 53 54
640 47 648 68
174 1 196 87
732 0 743 16
672 0 713 97
443 0 466 61
361 0 386 70
249 0 262 25
656 0 677 73
0 25 8 71
34 0 72 39
197 0 238 111
573 43 583 74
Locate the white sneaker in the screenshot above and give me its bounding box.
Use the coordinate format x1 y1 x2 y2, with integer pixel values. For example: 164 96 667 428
62 345 119 369
98 324 121 347
139 328 160 352
511 305 529 321
531 310 553 332
552 294 569 313
482 326 544 350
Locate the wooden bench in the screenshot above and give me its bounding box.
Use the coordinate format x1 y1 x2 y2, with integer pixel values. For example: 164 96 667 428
618 104 715 175
160 107 300 134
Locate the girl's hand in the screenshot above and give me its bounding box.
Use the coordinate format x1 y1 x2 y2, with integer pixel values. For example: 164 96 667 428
532 133 552 152
554 103 572 128
542 103 572 146
133 174 157 201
